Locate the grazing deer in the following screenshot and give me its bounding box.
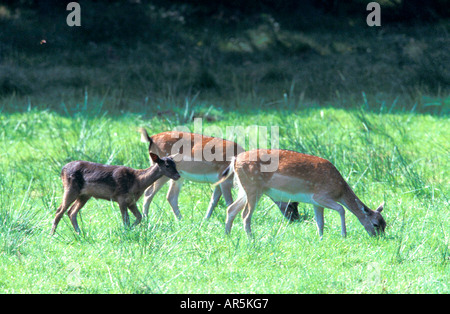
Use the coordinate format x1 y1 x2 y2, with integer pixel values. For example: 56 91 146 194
139 128 300 221
51 153 180 235
218 149 386 238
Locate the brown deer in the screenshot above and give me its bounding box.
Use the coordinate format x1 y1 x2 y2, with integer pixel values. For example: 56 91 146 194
217 149 386 238
51 153 180 235
139 128 300 221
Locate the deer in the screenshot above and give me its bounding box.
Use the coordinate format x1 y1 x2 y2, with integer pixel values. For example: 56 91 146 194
139 128 301 221
217 149 386 238
51 153 180 235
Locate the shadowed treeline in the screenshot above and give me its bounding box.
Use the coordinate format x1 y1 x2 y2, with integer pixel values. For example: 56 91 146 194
0 0 448 114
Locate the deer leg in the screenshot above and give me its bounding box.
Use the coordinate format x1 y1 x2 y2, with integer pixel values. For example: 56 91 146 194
269 197 300 222
220 179 234 207
313 195 347 237
225 196 246 234
128 203 142 227
242 192 262 237
68 196 90 234
204 185 222 219
282 201 300 221
67 202 77 217
142 176 170 217
51 188 79 235
313 205 325 240
118 200 130 228
166 178 184 220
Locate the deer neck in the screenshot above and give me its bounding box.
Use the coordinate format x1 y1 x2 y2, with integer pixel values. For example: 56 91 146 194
341 186 369 220
137 165 163 189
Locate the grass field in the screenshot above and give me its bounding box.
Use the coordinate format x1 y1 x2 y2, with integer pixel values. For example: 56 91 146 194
0 95 448 293
0 1 449 294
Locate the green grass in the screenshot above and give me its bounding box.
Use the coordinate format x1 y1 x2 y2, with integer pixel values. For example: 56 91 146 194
0 97 448 293
0 1 448 294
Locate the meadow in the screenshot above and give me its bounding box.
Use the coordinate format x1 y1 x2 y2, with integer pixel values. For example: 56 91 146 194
0 94 448 293
0 1 449 294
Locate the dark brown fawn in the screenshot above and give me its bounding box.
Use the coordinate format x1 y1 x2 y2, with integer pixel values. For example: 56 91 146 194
51 153 180 235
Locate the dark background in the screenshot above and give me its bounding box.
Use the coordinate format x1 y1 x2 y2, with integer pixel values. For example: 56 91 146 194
0 0 448 114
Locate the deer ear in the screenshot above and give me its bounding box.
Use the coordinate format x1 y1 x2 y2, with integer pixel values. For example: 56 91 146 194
376 201 384 213
139 128 152 144
150 153 160 163
168 153 182 162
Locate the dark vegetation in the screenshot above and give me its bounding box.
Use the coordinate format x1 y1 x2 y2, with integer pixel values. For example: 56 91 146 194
0 0 448 115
